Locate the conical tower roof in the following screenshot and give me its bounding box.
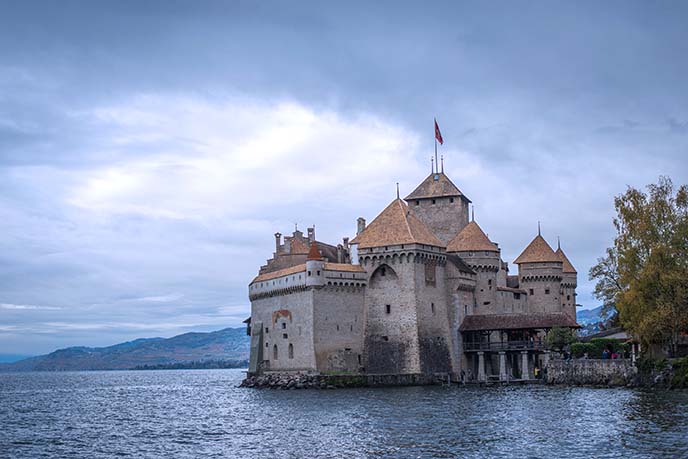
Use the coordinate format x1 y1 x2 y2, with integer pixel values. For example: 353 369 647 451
404 172 471 202
350 199 444 249
556 247 577 273
307 241 322 260
514 235 561 264
447 221 499 252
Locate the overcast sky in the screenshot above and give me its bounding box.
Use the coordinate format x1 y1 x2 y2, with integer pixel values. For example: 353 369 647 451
1 1 687 355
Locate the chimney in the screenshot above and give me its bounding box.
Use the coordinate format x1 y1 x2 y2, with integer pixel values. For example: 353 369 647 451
274 232 282 252
342 237 349 250
337 245 343 263
357 217 366 235
307 226 315 242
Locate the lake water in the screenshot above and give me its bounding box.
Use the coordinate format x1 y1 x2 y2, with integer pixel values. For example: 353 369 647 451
1 369 687 458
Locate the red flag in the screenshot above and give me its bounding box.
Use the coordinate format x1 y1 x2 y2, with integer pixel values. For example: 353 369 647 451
434 119 444 145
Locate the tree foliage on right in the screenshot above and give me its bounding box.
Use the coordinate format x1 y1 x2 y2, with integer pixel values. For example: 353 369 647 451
589 176 688 355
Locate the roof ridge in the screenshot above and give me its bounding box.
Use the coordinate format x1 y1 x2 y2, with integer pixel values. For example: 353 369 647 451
399 199 414 241
514 234 561 264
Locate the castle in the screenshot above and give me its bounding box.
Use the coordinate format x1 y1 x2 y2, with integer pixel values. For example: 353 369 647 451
246 165 578 382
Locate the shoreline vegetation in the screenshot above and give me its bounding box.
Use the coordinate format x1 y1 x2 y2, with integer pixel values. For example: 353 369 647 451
132 360 248 370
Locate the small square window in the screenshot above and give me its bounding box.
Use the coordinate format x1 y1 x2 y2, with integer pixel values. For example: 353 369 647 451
308 271 311 276
415 200 420 206
317 270 320 275
382 336 389 342
529 289 534 295
385 304 391 314
281 323 286 329
283 333 288 339
545 289 550 295
431 199 436 205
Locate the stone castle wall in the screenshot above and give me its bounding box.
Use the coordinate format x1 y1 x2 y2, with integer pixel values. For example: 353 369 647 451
546 359 637 386
409 196 469 244
312 286 365 374
363 258 421 374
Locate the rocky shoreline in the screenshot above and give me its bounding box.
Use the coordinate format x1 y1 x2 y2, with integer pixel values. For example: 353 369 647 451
240 372 444 389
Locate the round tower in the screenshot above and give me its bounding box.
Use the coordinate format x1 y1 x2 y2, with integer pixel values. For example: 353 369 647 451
446 220 500 313
305 241 325 287
514 231 563 314
556 240 578 319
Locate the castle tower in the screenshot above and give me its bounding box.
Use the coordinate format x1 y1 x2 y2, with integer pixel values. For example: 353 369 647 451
446 220 501 314
350 198 455 376
305 241 325 287
404 172 471 244
514 231 564 314
556 241 578 320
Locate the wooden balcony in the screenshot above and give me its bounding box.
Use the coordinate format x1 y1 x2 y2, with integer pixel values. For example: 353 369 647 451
463 340 546 352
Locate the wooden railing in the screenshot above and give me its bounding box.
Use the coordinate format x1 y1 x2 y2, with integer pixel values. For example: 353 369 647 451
463 340 545 352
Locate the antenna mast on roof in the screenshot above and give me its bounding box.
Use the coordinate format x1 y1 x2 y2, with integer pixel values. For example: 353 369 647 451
538 221 541 236
471 205 475 222
441 155 444 173
431 156 434 174
557 236 561 250
396 182 400 199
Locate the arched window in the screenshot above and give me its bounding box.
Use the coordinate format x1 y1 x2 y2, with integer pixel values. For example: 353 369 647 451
273 344 278 360
288 343 294 359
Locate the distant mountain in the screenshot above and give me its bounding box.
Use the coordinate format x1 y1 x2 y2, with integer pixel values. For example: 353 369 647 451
577 305 618 336
0 327 250 372
577 305 607 326
0 354 34 363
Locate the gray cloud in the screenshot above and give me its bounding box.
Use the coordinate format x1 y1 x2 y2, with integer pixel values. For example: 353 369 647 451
1 1 687 354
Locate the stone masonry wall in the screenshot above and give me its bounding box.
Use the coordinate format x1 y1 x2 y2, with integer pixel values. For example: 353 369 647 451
251 290 316 372
546 359 637 386
408 196 469 245
312 286 365 374
363 258 421 374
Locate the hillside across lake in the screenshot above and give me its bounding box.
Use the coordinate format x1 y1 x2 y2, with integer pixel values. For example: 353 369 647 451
0 327 250 372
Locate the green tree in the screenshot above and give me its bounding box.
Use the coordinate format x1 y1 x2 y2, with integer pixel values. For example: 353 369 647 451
545 326 577 351
589 176 688 355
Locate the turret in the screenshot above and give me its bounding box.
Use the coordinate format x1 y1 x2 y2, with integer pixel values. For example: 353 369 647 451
556 239 578 319
514 229 563 314
305 241 325 287
447 220 500 312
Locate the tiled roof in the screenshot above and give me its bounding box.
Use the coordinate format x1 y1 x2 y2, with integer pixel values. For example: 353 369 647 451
288 237 310 255
447 221 499 252
459 313 579 331
446 254 475 274
350 199 445 249
404 172 471 201
514 235 561 264
556 248 577 273
323 263 366 273
307 241 322 260
251 264 305 284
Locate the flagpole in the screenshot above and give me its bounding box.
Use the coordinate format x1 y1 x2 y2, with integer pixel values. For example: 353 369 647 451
434 118 438 174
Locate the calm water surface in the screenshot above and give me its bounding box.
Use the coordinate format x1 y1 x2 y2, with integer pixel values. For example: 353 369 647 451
1 369 687 458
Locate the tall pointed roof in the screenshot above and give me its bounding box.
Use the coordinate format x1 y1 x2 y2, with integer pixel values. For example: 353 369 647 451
307 241 322 260
447 221 499 252
514 235 561 264
556 248 577 273
404 172 471 202
350 199 445 249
